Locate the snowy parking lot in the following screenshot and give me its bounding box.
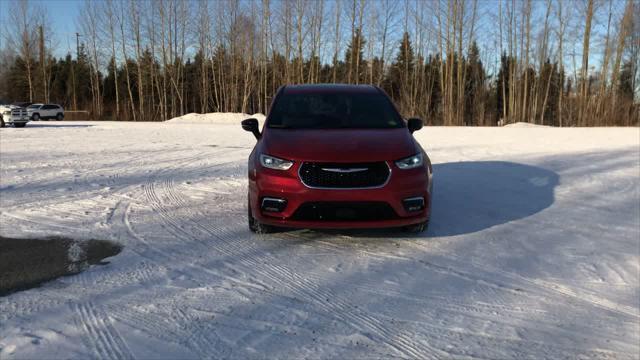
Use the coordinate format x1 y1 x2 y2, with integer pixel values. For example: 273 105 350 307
0 120 638 359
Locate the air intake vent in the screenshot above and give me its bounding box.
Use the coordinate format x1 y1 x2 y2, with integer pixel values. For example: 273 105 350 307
291 202 398 221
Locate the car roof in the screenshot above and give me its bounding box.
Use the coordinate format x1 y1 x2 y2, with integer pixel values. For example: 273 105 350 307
281 84 380 95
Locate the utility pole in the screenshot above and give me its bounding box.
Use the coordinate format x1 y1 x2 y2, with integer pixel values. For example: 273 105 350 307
76 32 81 60
72 33 81 111
39 25 48 103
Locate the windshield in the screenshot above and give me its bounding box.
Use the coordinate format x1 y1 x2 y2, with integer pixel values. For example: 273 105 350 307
267 93 404 129
28 104 41 109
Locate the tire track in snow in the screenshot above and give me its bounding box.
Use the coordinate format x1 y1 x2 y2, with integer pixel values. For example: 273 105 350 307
80 148 608 358
109 304 231 359
117 146 445 358
174 307 233 360
419 251 640 320
128 191 268 292
0 151 158 211
59 196 211 359
0 211 79 230
145 176 445 358
150 194 434 357
71 302 134 360
234 236 636 354
529 278 639 319
369 236 640 322
119 200 275 357
124 150 274 292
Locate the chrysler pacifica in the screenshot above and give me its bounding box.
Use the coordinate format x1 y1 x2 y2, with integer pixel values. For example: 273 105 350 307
242 84 433 233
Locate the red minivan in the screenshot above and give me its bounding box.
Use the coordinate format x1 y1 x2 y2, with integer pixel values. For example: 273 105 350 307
242 84 432 233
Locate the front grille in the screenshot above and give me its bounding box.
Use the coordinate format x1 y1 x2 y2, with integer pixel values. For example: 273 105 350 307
291 201 398 222
299 162 390 189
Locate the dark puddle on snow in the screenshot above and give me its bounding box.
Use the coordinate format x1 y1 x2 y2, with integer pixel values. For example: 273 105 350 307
0 236 122 296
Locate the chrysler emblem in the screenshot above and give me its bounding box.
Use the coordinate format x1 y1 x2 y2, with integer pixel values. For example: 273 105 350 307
321 167 368 173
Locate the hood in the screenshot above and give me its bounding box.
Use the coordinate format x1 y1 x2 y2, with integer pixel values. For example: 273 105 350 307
261 128 418 162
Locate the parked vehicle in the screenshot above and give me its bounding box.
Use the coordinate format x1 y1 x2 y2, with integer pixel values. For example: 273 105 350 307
0 104 29 128
27 104 64 121
12 102 32 108
242 84 433 233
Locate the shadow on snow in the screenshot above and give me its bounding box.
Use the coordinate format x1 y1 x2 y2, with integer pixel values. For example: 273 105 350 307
304 160 559 238
428 161 558 237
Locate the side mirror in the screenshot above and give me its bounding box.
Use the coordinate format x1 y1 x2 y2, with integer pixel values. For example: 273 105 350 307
407 118 423 133
241 118 261 140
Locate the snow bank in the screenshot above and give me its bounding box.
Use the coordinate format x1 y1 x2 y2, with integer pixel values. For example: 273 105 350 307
166 112 266 126
503 121 551 128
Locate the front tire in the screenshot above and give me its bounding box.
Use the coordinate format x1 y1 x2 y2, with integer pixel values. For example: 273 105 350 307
248 197 275 234
0 117 5 128
32 113 40 121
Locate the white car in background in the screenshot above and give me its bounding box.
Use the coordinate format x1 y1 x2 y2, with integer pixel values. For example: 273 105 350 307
27 104 65 121
0 104 29 128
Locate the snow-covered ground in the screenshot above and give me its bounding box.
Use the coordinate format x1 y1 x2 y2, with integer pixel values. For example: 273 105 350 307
167 112 266 127
0 120 639 359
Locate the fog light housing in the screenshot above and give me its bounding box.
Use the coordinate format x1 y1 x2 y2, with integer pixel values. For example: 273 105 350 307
403 197 425 212
261 197 287 212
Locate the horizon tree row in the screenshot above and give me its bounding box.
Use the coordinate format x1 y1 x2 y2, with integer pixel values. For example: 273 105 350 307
0 0 637 126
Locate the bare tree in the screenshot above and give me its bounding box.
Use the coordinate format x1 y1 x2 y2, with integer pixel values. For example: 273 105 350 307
578 0 594 126
4 0 38 102
2 0 637 126
104 0 120 117
79 0 103 117
331 0 342 83
555 0 568 127
115 0 135 120
130 0 145 120
610 0 635 110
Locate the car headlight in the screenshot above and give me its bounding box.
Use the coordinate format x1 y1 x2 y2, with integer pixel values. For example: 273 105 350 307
260 154 293 170
395 153 423 169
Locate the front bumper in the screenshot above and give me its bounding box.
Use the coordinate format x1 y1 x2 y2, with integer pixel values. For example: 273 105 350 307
250 162 431 229
3 116 29 124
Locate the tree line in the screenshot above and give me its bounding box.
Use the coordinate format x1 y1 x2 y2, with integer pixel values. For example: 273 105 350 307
0 0 637 126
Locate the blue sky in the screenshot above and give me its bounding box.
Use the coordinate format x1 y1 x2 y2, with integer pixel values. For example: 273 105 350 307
0 0 82 56
0 0 614 75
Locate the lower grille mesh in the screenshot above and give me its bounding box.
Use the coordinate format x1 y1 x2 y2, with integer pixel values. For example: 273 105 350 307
291 202 398 221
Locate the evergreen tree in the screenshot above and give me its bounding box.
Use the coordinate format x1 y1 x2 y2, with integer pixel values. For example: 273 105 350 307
6 56 32 102
496 52 513 123
388 32 415 106
465 41 485 125
102 57 118 112
424 54 442 124
344 28 367 84
618 59 635 101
